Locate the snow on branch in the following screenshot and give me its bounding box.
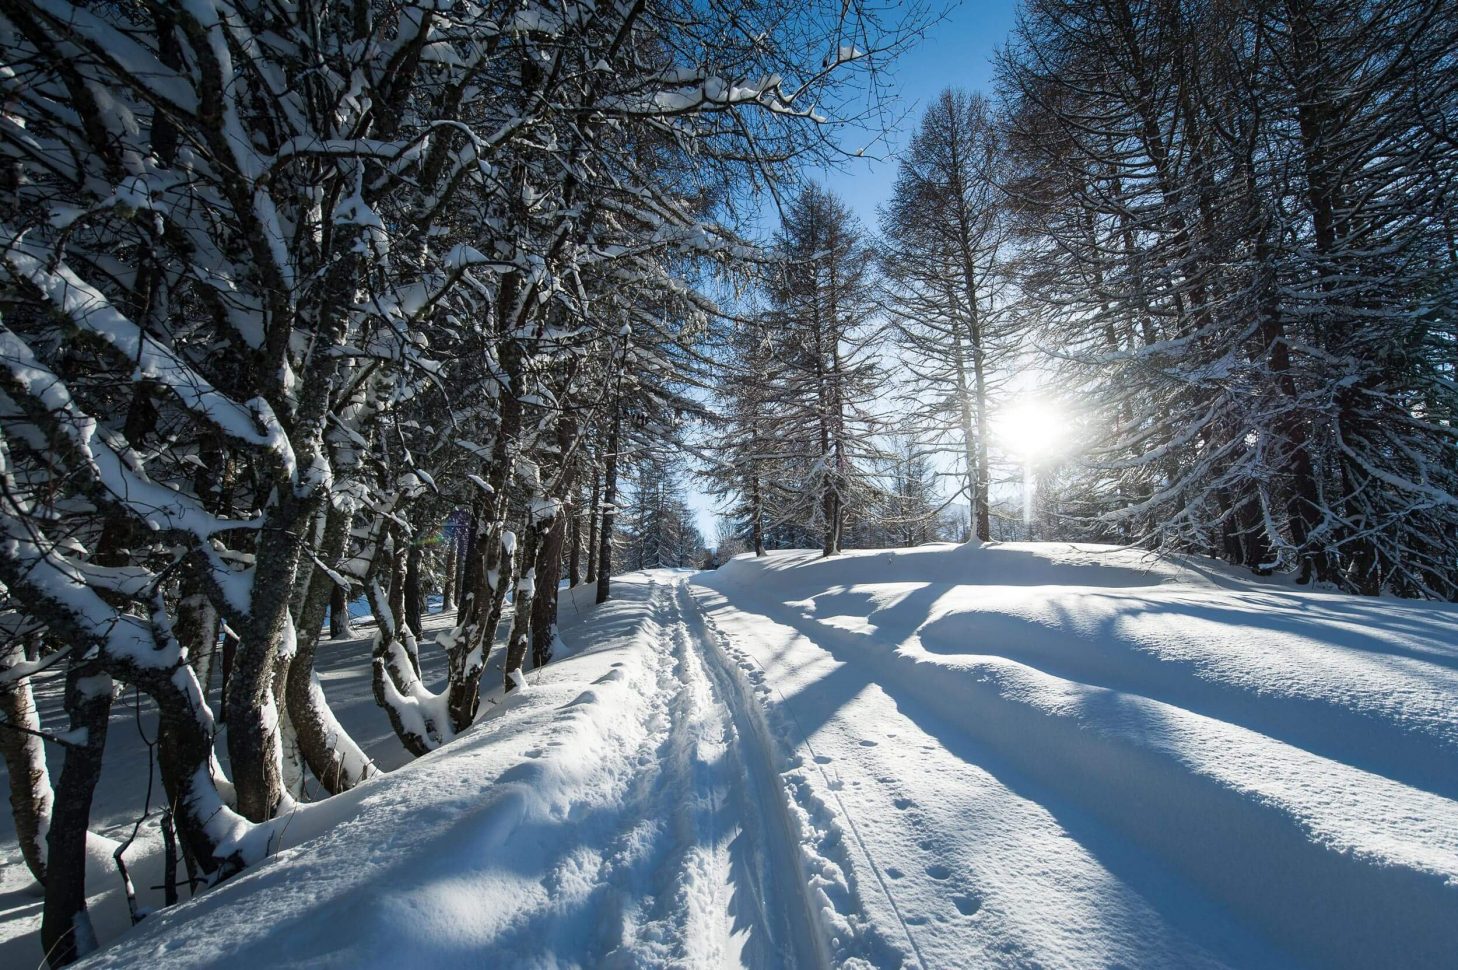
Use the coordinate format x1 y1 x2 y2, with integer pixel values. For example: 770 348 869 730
0 326 261 541
0 228 298 481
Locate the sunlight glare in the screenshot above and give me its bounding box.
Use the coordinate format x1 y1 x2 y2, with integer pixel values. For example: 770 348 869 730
996 399 1067 463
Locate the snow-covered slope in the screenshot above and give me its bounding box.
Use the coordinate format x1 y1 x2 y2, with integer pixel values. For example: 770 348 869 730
9 544 1457 968
72 574 838 968
695 543 1458 969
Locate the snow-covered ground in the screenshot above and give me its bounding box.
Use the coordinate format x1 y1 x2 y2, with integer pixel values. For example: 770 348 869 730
0 602 432 967
4 543 1457 967
695 545 1458 968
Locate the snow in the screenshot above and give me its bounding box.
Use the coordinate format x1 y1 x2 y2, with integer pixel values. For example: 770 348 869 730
3 544 1456 968
694 544 1458 968
444 243 491 269
0 233 298 477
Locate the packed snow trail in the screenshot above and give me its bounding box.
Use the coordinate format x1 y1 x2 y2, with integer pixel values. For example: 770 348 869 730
70 574 838 969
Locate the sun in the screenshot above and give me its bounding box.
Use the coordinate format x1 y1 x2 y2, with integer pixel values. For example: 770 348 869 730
995 399 1067 463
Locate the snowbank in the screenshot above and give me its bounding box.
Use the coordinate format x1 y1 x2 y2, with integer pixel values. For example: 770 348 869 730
697 543 1458 969
5 545 1454 968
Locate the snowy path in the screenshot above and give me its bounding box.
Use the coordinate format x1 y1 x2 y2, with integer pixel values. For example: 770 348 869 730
66 573 831 968
543 574 827 967
9 549 1456 968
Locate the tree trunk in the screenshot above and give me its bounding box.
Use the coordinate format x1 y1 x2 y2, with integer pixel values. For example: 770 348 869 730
445 484 516 731
174 578 219 710
227 516 304 822
273 649 305 801
946 308 982 542
530 516 565 669
953 252 991 543
505 512 550 687
329 583 351 639
596 410 621 604
41 661 112 968
371 530 448 756
403 545 423 638
567 493 583 588
456 513 475 610
585 467 601 585
0 636 52 885
751 471 766 556
532 504 570 669
388 538 422 679
442 531 457 613
970 339 992 543
286 502 375 794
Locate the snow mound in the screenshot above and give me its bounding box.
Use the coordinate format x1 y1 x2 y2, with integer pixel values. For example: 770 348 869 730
696 544 1458 969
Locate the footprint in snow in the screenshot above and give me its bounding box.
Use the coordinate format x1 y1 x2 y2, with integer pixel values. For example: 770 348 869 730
953 894 983 916
894 797 915 810
814 755 834 765
524 748 544 759
926 864 952 880
859 739 878 747
886 867 905 880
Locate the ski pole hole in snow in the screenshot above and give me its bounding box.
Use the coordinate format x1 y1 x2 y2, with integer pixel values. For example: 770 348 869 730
953 893 983 916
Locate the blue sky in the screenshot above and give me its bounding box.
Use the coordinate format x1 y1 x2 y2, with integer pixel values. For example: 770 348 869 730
687 1 1022 542
819 0 1020 228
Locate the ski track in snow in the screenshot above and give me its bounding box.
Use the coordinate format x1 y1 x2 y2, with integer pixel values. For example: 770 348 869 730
3 574 844 968
691 546 1458 970
691 578 1278 969
4 547 1457 968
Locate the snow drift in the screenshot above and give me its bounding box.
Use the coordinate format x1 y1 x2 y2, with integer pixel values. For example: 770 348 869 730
6 543 1455 968
696 543 1458 968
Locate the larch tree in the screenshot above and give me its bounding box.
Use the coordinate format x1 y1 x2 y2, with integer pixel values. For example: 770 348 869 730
880 89 1013 542
998 0 1458 596
764 184 884 556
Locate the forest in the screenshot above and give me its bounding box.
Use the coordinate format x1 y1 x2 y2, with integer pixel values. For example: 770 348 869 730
0 0 1454 965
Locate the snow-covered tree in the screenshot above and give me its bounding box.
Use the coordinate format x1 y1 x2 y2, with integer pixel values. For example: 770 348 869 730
999 0 1458 596
760 184 885 556
0 0 915 960
881 90 1013 541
